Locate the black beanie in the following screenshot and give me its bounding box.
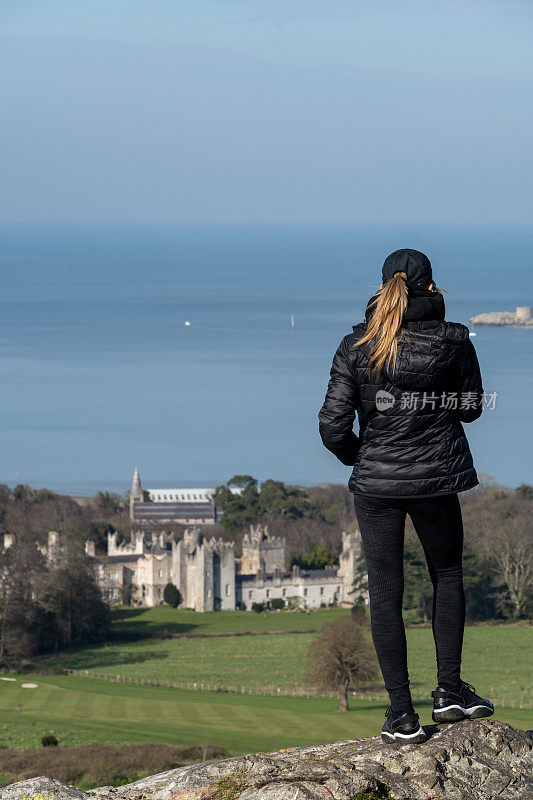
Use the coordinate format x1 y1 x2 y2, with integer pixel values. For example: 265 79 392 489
382 249 433 288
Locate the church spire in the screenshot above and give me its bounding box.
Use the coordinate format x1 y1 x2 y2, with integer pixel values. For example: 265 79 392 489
131 465 142 497
129 466 144 520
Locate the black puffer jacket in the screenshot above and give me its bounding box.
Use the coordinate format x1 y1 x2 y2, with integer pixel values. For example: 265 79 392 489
318 288 484 497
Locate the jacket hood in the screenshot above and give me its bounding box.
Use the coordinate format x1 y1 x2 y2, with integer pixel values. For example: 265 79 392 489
353 291 468 390
364 286 445 325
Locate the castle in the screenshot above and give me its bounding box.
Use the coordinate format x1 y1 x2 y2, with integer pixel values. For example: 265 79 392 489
92 523 366 612
12 467 367 612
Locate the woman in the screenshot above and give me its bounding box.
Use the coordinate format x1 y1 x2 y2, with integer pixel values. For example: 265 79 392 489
318 248 494 744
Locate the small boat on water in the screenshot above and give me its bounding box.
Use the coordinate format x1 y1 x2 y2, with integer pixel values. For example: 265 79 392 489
469 332 477 337
290 314 295 329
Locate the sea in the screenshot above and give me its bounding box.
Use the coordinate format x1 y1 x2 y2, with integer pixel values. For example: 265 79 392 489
0 223 531 496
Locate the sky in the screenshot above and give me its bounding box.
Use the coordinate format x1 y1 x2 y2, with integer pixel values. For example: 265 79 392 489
1 1 532 225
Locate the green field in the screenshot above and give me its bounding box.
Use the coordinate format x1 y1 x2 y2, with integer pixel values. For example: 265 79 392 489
2 608 530 757
109 606 347 635
36 609 532 709
0 673 531 756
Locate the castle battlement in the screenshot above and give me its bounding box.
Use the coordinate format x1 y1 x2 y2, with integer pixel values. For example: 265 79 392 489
203 537 235 551
243 523 285 548
183 527 202 550
108 529 174 557
341 530 360 550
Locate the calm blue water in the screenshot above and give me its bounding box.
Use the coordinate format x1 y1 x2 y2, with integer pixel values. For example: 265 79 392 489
0 224 531 494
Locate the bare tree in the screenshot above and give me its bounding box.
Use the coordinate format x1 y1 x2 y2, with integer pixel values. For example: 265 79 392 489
0 536 45 667
492 533 533 619
307 612 378 711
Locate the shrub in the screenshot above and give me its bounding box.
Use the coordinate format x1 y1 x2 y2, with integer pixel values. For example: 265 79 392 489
270 598 285 610
163 583 181 608
41 734 58 747
251 602 265 613
0 742 229 787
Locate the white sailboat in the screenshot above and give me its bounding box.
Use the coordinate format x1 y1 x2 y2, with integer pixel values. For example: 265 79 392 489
290 314 295 329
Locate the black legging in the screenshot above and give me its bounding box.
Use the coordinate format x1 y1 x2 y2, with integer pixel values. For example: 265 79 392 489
353 492 465 714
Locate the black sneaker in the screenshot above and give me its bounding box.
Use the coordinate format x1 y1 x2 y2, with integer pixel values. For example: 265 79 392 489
432 680 494 723
381 707 427 744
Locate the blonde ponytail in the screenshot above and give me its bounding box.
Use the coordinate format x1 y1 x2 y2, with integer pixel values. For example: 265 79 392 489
354 272 408 378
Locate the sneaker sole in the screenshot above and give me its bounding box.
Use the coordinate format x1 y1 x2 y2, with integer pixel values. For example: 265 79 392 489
432 704 494 723
381 727 427 744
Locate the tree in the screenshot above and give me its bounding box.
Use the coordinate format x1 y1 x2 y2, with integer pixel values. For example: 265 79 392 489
257 480 309 519
36 553 111 651
307 484 357 528
13 484 57 505
87 520 117 554
350 554 369 606
0 538 44 668
213 481 259 534
215 477 312 534
227 475 257 489
307 614 378 711
350 602 367 621
492 534 532 619
0 535 110 666
94 491 123 514
293 543 337 570
462 547 498 621
403 538 433 623
163 582 181 608
515 484 533 500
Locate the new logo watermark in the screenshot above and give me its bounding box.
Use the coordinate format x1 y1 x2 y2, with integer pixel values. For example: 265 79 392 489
374 390 498 412
375 390 396 411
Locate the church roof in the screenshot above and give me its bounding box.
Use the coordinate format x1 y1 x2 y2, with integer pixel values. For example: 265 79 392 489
132 501 216 521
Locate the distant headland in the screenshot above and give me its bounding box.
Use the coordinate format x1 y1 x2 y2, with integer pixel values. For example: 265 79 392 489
469 305 533 327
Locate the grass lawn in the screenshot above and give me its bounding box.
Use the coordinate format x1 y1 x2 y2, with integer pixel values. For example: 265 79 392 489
36 615 532 709
0 674 531 756
11 609 531 756
109 605 347 636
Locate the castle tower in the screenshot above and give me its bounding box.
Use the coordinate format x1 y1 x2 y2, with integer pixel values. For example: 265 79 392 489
133 530 145 553
170 529 236 612
107 530 119 555
129 466 144 520
337 529 367 605
171 527 202 609
47 531 60 565
241 523 286 575
516 306 532 322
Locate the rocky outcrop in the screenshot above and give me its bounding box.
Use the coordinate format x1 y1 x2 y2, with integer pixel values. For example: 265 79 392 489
0 720 531 800
469 306 533 326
